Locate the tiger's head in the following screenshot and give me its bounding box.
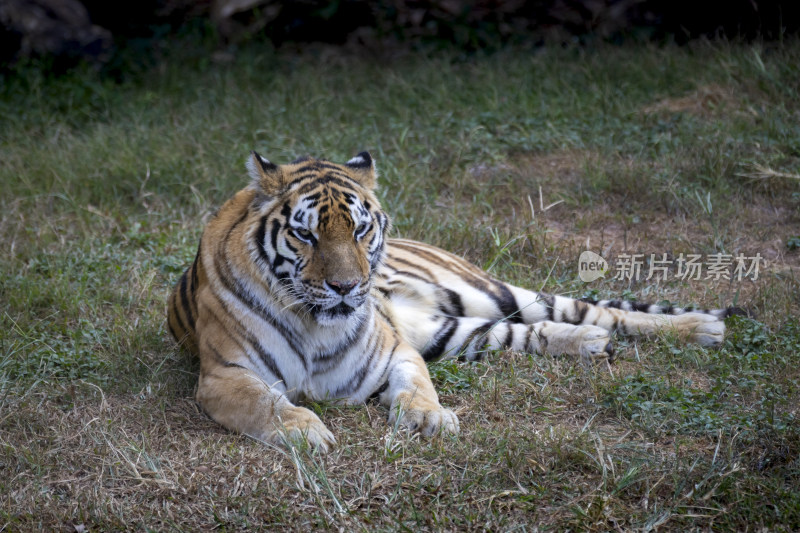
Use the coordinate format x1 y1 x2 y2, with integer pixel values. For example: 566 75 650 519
246 151 390 326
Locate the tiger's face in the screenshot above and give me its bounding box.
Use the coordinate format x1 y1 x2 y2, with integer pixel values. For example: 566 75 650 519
247 152 390 326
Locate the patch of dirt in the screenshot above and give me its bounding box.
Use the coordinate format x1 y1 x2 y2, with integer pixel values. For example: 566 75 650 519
482 150 799 265
450 148 800 322
641 83 755 120
548 198 800 320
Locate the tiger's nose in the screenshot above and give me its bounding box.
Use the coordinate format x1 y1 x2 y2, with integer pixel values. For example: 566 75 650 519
326 278 360 295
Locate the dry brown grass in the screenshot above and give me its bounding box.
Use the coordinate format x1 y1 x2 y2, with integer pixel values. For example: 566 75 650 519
0 358 593 529
641 84 749 119
450 141 800 323
5 327 797 530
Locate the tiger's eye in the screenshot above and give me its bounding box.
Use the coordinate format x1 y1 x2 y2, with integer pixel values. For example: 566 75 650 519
295 228 313 240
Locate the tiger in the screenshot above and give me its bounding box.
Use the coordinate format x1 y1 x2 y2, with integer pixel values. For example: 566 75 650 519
167 151 737 452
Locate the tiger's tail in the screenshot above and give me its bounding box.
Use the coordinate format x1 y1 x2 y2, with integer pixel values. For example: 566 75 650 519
579 298 750 320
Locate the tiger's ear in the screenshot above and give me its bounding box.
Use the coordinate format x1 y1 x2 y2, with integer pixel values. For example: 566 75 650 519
247 151 285 194
345 151 377 189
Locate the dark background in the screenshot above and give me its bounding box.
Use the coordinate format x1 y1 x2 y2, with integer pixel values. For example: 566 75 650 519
2 0 798 71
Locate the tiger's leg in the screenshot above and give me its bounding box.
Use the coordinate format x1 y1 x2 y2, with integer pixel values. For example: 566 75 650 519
382 271 721 363
376 342 459 436
503 286 726 347
383 240 725 348
411 268 725 347
197 365 335 451
194 320 335 451
397 311 614 365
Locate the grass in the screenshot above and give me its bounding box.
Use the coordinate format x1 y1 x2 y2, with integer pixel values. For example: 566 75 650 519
2 38 800 530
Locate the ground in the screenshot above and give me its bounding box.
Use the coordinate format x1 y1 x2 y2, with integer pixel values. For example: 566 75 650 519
1 40 799 530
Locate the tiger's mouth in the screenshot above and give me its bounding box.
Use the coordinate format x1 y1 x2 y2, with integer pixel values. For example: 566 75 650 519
295 278 370 323
327 302 355 316
309 301 358 325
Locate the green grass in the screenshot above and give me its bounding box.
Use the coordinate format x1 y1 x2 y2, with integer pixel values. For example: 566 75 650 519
2 38 800 530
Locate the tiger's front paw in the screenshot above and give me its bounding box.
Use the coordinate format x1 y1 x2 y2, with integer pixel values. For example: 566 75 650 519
388 400 460 437
274 405 336 452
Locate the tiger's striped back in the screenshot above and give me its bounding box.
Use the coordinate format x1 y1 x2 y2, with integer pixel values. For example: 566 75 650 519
167 244 203 354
